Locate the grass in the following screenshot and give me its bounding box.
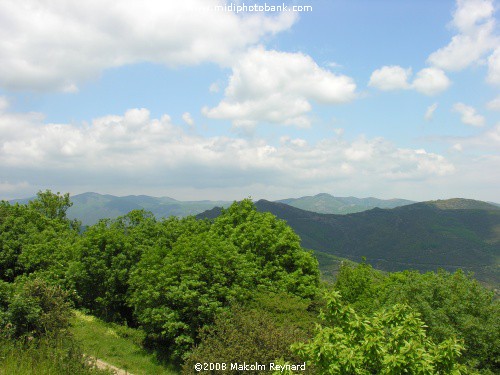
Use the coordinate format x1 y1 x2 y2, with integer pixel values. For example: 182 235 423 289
70 310 178 375
0 336 110 375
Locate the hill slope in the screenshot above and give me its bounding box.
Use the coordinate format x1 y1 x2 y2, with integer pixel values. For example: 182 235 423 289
277 193 414 214
199 199 500 286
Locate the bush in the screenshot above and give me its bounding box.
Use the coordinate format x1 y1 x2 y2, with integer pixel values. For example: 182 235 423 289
2 278 73 339
183 292 317 374
293 291 466 374
334 263 500 372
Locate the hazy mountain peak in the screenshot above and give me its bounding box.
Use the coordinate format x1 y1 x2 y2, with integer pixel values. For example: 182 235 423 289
422 198 500 211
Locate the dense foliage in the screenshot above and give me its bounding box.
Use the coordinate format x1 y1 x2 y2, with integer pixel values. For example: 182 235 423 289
0 193 79 283
335 262 500 373
0 278 107 374
293 291 465 374
0 278 73 339
68 210 161 323
1 190 498 373
129 199 320 360
183 292 318 374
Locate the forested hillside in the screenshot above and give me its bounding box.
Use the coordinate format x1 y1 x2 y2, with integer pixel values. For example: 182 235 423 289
1 191 499 374
200 199 500 287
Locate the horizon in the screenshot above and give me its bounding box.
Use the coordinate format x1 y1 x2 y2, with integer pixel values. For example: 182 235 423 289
7 190 500 206
1 0 499 202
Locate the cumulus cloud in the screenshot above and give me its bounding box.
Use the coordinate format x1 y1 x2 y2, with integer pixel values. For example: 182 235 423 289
486 95 500 111
0 105 457 199
368 66 451 96
425 103 438 121
368 66 412 91
412 68 451 95
427 0 498 71
203 48 357 127
487 47 500 85
182 112 194 126
0 0 297 92
453 102 485 126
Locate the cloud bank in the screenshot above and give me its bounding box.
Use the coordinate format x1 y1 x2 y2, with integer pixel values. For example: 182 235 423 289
0 101 455 198
0 0 296 92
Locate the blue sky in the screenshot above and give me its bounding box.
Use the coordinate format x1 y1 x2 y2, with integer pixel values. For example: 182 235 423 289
0 0 499 202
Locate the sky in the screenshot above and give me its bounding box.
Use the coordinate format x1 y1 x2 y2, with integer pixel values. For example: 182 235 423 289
0 0 499 202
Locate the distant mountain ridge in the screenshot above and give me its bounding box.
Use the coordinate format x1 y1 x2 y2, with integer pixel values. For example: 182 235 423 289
277 193 415 214
9 192 500 231
198 198 500 286
10 192 233 226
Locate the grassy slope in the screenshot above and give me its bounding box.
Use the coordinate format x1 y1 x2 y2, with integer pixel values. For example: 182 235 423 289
70 311 178 375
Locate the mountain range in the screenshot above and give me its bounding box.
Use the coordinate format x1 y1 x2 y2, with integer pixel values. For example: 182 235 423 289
9 192 421 225
10 192 233 226
277 193 415 214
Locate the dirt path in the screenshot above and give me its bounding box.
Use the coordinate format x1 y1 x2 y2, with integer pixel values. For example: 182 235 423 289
86 355 134 375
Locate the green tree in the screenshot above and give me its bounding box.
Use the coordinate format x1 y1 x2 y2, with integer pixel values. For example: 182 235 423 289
28 190 73 221
129 200 320 361
334 263 500 372
211 199 320 299
0 201 79 283
129 231 254 360
293 291 465 374
68 210 159 323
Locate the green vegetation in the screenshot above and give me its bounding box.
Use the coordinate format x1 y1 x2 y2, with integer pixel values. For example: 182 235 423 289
0 278 108 374
1 190 499 374
183 292 318 374
0 337 109 375
293 291 465 374
248 199 500 286
334 262 500 373
129 199 319 360
71 310 176 374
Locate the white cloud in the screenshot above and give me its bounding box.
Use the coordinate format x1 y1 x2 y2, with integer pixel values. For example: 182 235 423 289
446 122 500 151
487 47 500 85
0 105 457 199
368 66 451 96
368 66 412 91
412 68 451 96
425 103 438 121
486 95 500 111
182 112 194 126
427 0 498 71
203 47 357 127
0 0 297 92
453 102 485 126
